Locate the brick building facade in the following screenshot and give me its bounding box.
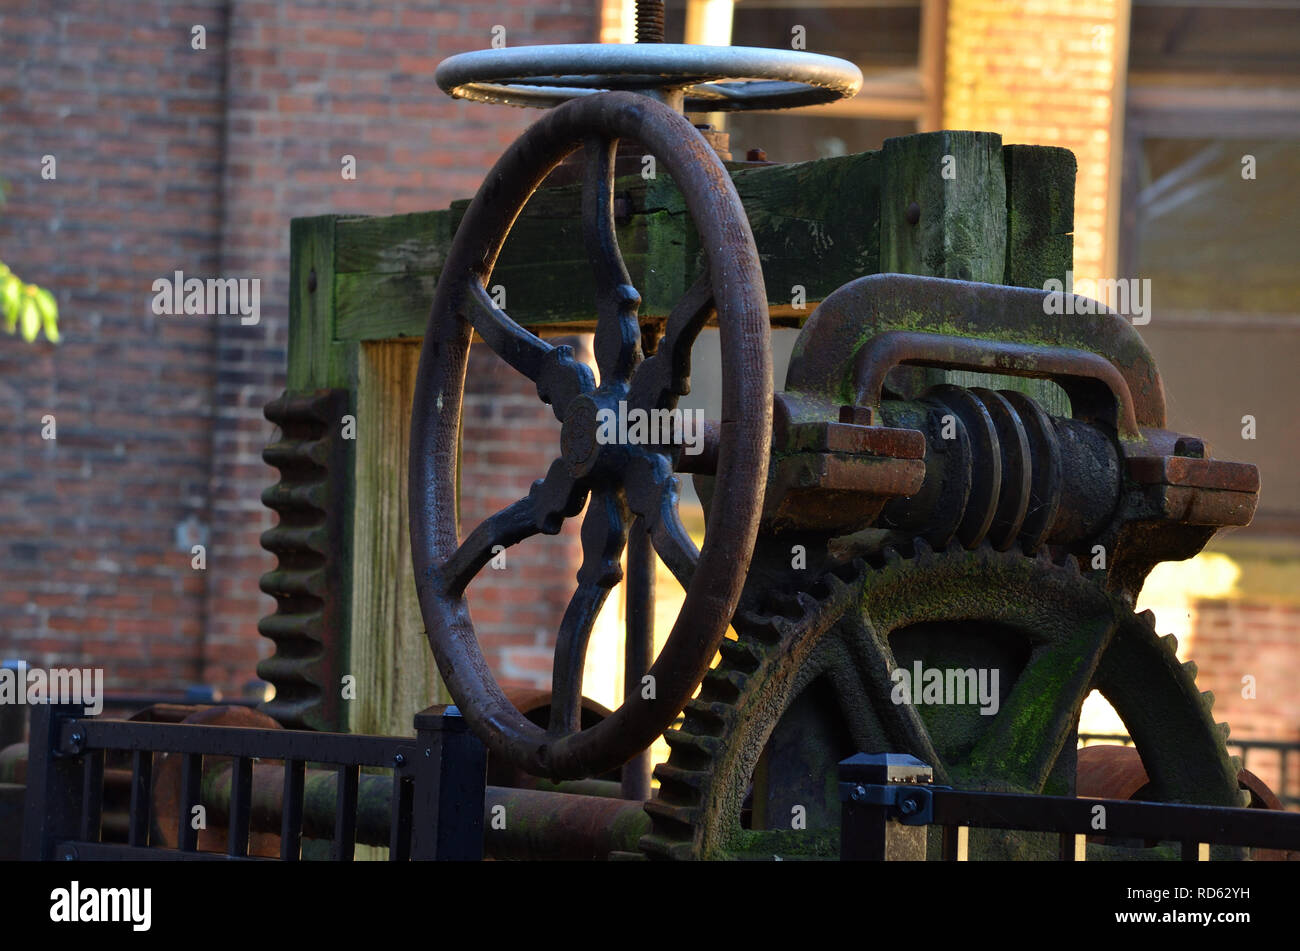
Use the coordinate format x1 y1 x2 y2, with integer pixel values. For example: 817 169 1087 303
0 0 598 694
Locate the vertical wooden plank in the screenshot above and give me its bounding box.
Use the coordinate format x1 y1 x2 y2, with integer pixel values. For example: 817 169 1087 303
880 131 1006 397
1003 144 1076 291
881 130 1006 283
1000 144 1077 416
350 340 448 738
288 215 348 391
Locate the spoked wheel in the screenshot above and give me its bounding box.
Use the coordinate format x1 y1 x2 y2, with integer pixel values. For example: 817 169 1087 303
410 91 773 781
641 543 1240 859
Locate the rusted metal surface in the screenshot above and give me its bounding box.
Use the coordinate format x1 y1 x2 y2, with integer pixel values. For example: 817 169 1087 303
151 705 285 857
1078 744 1296 860
258 389 351 731
410 91 773 781
785 274 1167 431
851 331 1144 439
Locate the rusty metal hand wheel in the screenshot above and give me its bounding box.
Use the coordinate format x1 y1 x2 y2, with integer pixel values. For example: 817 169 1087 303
410 91 773 780
435 44 863 112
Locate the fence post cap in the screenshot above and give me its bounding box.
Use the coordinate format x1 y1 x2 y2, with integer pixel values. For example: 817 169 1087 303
839 752 934 785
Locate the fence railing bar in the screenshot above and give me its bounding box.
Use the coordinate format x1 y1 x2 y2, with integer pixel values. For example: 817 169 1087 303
61 719 409 766
227 757 253 858
178 752 202 852
332 764 359 862
58 841 265 862
281 759 304 861
127 751 152 847
80 749 104 844
389 771 414 861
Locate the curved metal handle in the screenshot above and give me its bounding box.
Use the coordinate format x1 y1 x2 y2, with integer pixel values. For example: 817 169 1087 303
435 44 863 111
853 330 1142 439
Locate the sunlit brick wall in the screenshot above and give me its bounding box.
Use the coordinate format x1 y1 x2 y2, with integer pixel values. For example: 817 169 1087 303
944 0 1127 286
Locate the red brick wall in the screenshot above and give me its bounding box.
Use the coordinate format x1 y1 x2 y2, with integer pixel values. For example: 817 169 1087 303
1191 598 1300 802
0 1 598 695
0 1 229 688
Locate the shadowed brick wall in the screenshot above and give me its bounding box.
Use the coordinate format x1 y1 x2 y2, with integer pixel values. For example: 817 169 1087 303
1 0 598 696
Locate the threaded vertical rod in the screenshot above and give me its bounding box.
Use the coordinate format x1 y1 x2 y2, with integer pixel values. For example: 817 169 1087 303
636 0 665 43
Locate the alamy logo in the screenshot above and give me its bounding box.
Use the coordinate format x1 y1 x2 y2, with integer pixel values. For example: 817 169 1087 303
151 270 260 325
50 881 151 931
890 661 1000 715
1042 271 1151 325
595 401 706 456
0 662 103 715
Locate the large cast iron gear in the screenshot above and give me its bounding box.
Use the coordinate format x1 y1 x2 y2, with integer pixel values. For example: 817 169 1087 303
640 542 1242 860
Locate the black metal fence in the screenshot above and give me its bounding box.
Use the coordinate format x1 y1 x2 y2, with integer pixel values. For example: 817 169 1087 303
839 753 1300 861
22 702 486 861
1080 732 1300 809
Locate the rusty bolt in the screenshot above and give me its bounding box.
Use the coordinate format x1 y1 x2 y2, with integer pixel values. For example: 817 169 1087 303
746 148 768 162
1174 437 1206 458
838 404 875 426
905 202 921 226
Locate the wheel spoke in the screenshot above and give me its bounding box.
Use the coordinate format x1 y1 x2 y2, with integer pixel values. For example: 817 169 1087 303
549 489 630 735
582 135 642 384
439 458 586 596
622 451 698 589
627 272 713 412
464 277 593 419
834 612 949 782
964 611 1117 790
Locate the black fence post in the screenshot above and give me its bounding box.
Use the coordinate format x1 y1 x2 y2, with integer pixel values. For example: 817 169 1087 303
0 660 26 749
839 752 934 861
21 703 86 861
410 705 487 860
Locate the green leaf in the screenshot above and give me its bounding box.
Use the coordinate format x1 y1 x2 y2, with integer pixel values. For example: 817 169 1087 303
1 276 20 332
33 286 58 342
20 293 40 342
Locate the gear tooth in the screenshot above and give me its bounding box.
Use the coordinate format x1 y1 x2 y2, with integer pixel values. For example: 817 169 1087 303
643 798 698 828
717 638 760 672
945 537 964 556
1065 553 1082 575
1215 721 1231 741
1230 754 1244 775
1137 609 1157 627
794 590 819 615
1239 788 1253 808
682 699 733 734
654 763 707 793
1200 689 1215 711
1034 546 1053 568
701 666 747 702
1182 659 1199 680
1161 633 1179 654
663 730 721 758
913 537 934 560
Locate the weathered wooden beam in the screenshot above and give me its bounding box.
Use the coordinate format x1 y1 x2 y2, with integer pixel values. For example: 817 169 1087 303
331 150 884 340
1003 144 1076 290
